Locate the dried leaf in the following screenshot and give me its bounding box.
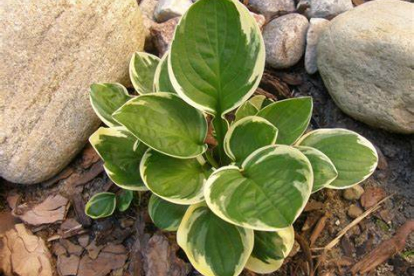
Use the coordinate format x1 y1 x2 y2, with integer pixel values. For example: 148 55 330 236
13 194 69 226
0 224 53 276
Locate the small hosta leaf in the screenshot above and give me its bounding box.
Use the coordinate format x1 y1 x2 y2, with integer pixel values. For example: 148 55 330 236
257 97 313 145
154 52 176 93
113 93 208 159
169 0 265 116
297 146 338 192
117 190 134 212
89 83 132 127
140 149 207 204
129 52 160 94
234 95 267 122
89 127 147 191
205 145 313 231
148 194 188 231
224 116 278 163
85 192 116 219
297 129 378 189
177 203 254 276
246 226 294 274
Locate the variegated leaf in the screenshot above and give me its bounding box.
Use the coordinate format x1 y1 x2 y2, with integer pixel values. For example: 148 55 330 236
169 0 265 116
296 129 378 189
140 149 207 204
205 145 313 231
296 146 338 192
89 83 132 127
177 203 254 276
129 52 160 94
154 51 176 93
234 95 267 122
224 116 278 164
117 190 134 212
113 93 208 159
89 127 147 191
257 97 313 145
85 192 116 219
148 194 188 231
246 226 294 274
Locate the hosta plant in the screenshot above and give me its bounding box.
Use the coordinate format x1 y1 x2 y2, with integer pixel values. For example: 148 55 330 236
85 0 378 275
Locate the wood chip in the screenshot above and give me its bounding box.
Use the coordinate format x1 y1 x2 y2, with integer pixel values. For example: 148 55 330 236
304 200 325 212
0 224 53 276
57 254 80 276
260 71 292 99
143 233 189 276
13 194 69 226
41 167 75 188
310 213 330 247
78 235 90 248
78 244 128 276
128 213 150 276
86 240 103 260
80 145 100 169
360 187 386 209
6 192 21 209
60 239 83 257
351 220 414 274
72 196 92 227
0 211 18 235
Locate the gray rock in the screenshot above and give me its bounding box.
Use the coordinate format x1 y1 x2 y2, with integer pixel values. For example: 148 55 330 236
154 0 192 23
248 0 296 20
151 17 180 56
263 14 309 69
0 0 146 184
139 0 159 51
343 185 364 201
305 18 330 74
317 0 414 133
308 0 353 19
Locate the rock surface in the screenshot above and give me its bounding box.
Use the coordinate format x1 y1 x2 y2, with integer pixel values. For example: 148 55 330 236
305 18 330 74
347 204 363 219
317 0 414 133
263 14 309 69
0 0 146 184
139 0 159 50
154 0 192 23
247 0 296 20
343 185 364 201
308 0 353 19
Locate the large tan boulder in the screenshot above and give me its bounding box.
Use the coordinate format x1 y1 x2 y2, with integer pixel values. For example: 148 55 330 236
0 0 146 184
317 0 414 134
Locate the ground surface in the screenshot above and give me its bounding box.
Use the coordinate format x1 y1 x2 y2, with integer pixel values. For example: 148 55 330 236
0 62 413 276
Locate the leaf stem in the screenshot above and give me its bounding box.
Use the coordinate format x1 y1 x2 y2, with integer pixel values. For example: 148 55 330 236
205 150 219 169
212 116 230 166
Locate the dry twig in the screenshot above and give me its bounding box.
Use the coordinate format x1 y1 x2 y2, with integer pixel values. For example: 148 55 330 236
351 220 414 274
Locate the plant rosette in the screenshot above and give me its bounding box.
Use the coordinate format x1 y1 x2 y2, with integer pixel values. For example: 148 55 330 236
85 0 378 275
